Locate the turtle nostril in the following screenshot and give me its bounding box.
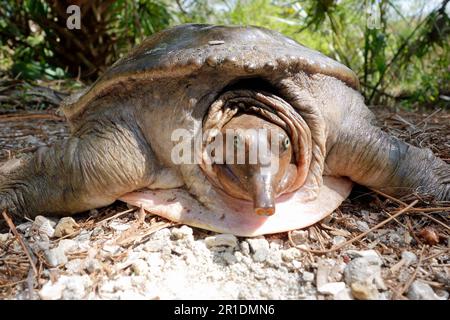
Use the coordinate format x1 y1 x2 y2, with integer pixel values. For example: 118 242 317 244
255 207 275 216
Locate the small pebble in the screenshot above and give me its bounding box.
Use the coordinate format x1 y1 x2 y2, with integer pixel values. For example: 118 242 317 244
356 221 370 232
34 241 50 252
151 228 171 241
344 250 386 292
281 248 300 263
65 259 84 274
54 217 79 238
144 239 170 252
58 239 78 253
290 230 308 244
45 247 68 267
435 272 450 287
240 241 250 255
113 277 133 291
84 258 102 274
246 238 270 263
302 271 315 282
62 276 88 299
102 244 121 254
317 282 346 296
76 230 92 242
345 260 385 290
132 259 149 276
407 280 442 300
350 281 379 300
171 225 193 240
333 288 353 300
0 233 9 243
269 239 284 250
39 281 64 300
233 251 244 262
146 253 164 268
91 226 104 237
16 222 32 233
435 289 449 300
401 251 417 267
316 259 334 289
222 252 237 265
108 221 131 232
32 215 55 238
403 231 413 245
345 249 382 265
332 236 346 245
205 234 238 248
265 251 282 269
99 280 116 294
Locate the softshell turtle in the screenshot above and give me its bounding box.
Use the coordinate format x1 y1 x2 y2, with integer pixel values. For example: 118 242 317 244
1 24 449 236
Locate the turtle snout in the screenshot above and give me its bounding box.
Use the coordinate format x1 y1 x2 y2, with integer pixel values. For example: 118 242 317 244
251 173 276 216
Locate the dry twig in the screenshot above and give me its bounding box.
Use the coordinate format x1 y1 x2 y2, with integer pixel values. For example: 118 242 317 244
419 213 450 231
0 113 64 122
397 245 426 298
296 200 418 255
1 210 38 276
98 208 135 224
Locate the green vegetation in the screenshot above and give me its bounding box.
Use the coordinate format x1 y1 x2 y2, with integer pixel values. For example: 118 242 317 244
0 0 449 108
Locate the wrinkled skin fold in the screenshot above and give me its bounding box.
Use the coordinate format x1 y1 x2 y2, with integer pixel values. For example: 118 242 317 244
0 24 449 235
200 90 314 200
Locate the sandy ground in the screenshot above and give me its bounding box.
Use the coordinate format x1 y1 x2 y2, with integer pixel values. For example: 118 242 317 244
0 85 449 300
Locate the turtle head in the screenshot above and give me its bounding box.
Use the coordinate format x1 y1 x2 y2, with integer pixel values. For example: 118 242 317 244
213 114 297 216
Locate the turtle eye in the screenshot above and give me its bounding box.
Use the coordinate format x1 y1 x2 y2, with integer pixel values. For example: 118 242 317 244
282 137 290 151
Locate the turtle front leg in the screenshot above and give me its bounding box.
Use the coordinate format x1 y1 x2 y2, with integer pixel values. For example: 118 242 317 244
0 116 157 218
327 116 450 201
